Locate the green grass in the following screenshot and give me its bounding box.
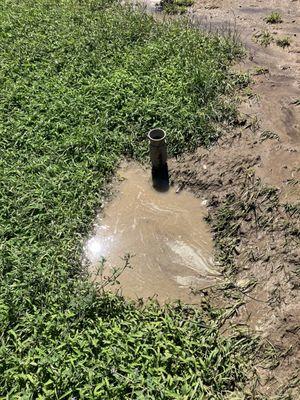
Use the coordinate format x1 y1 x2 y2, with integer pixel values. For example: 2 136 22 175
0 0 252 397
265 12 283 24
160 0 194 14
276 36 291 48
254 30 274 47
253 66 269 76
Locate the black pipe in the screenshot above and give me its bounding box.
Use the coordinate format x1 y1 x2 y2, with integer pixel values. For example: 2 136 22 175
148 128 169 192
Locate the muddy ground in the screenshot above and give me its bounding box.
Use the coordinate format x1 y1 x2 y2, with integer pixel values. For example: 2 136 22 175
169 0 300 397
170 136 300 399
190 0 300 202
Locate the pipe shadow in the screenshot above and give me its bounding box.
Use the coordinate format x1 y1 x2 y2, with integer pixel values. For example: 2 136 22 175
152 163 169 193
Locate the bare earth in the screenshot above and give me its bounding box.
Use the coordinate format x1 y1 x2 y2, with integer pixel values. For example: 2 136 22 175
170 0 300 397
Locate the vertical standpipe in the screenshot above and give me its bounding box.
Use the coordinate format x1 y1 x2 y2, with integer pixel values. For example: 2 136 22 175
148 128 169 190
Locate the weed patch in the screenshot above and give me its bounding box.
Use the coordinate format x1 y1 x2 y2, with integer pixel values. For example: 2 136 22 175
254 30 274 46
276 36 291 48
160 0 194 14
265 12 283 24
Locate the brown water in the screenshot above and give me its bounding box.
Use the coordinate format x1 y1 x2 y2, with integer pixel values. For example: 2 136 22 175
84 163 220 302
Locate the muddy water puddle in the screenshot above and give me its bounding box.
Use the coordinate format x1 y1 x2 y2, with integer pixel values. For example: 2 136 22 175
84 163 220 303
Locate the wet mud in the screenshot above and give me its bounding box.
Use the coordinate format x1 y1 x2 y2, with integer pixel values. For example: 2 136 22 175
170 141 300 398
191 0 300 202
85 163 219 303
178 1 300 394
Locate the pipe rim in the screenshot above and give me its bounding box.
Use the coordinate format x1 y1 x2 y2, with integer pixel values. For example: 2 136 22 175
148 128 166 142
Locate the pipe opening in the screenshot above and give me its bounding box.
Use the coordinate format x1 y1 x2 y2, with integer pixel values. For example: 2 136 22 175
148 128 166 142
